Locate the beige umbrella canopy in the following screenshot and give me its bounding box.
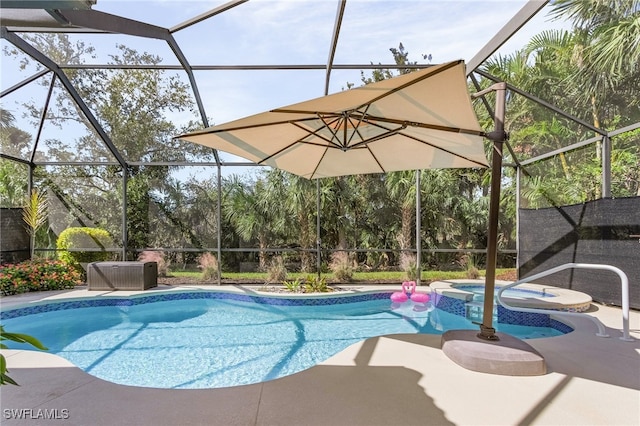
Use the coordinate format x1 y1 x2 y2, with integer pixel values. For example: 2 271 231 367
177 60 488 178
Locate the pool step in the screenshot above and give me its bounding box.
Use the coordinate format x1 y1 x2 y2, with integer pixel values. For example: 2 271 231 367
465 301 497 322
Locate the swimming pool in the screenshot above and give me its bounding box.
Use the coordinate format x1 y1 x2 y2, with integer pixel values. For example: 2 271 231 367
1 290 568 389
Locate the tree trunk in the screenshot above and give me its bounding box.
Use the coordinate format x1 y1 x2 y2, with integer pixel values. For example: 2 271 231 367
258 234 267 271
591 94 602 198
399 203 413 250
298 210 313 272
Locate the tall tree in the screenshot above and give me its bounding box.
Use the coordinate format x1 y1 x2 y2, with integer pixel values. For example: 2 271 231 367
0 109 30 207
4 35 208 255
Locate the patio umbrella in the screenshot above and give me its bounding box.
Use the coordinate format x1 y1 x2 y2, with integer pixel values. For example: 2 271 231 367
177 60 489 178
177 59 505 341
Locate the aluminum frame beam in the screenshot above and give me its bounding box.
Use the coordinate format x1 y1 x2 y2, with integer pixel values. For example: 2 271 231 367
474 69 607 136
170 0 249 33
325 0 347 95
0 69 50 98
1 27 126 168
467 0 548 74
54 9 219 163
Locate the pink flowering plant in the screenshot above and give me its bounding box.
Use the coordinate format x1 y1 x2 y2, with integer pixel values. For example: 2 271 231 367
0 259 83 296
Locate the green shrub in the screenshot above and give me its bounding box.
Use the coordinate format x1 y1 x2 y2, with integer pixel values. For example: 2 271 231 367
56 227 112 270
0 259 83 296
303 275 329 293
283 278 302 292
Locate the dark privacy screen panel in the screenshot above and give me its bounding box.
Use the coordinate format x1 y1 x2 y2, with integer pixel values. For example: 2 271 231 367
518 197 640 309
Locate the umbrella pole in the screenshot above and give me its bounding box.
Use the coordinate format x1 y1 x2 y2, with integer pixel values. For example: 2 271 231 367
416 170 422 286
478 82 507 341
316 179 322 280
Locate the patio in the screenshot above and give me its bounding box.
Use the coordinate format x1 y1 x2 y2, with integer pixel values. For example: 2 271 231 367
1 286 638 426
1 2 639 423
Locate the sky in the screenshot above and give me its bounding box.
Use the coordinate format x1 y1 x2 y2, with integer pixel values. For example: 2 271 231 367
93 0 570 125
1 0 572 168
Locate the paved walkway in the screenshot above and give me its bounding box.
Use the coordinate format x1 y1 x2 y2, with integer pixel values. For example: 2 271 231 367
1 286 638 425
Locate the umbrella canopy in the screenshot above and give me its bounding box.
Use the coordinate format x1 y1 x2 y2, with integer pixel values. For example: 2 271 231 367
177 60 488 179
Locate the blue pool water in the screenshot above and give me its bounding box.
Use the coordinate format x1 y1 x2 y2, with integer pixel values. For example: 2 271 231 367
1 292 565 389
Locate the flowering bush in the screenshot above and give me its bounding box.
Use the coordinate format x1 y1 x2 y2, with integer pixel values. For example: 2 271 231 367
0 260 83 296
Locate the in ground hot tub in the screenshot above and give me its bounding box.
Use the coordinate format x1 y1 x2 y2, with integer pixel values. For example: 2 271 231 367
429 279 591 331
430 279 592 312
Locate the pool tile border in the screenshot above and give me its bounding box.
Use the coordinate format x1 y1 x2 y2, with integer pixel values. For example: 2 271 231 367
2 288 572 335
0 290 393 320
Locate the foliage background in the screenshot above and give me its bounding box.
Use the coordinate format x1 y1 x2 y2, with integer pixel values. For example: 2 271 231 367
0 1 637 274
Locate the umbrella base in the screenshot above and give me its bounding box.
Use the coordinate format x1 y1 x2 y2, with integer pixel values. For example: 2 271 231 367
441 329 546 376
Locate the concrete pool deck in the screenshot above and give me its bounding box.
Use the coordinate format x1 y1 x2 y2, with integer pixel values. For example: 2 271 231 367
1 285 638 426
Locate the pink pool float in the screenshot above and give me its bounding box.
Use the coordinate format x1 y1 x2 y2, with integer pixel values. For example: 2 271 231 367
390 281 431 303
390 281 433 311
390 281 410 303
408 281 430 303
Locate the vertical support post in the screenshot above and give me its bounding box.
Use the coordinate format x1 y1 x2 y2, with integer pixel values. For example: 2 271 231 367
515 165 521 278
415 170 422 285
28 163 34 197
602 135 611 198
122 168 128 260
316 179 322 279
479 82 507 341
217 164 222 285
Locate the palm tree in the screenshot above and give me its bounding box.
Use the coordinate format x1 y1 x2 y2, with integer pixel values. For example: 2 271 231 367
223 173 288 271
550 0 640 78
281 171 317 272
549 0 640 126
385 170 416 253
0 108 16 131
0 108 30 207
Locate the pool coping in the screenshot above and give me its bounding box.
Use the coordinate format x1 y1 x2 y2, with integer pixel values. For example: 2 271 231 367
0 285 399 320
0 284 403 311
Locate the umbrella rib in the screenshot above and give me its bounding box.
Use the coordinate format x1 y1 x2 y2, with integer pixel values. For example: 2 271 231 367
349 127 405 149
318 113 347 148
258 133 343 166
181 115 339 137
290 120 344 149
400 131 489 168
353 113 485 136
346 105 371 146
257 138 304 165
310 144 330 179
365 145 386 174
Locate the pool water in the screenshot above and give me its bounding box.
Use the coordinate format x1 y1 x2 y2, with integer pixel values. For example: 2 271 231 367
2 294 564 389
